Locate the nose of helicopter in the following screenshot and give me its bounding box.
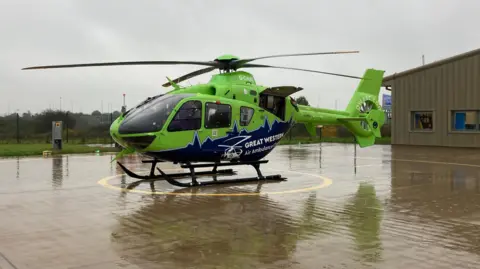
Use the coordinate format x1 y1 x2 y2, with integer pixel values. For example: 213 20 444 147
109 115 158 151
108 93 192 151
109 117 127 147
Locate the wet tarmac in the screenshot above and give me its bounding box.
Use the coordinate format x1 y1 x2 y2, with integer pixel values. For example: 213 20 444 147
1 143 480 269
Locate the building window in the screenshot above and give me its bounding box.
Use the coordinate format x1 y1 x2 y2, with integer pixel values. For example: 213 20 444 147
167 100 202 132
240 106 254 126
451 110 480 131
411 111 433 131
205 102 231 128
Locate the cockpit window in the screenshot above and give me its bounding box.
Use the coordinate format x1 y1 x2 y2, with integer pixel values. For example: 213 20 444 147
118 94 191 134
167 100 202 132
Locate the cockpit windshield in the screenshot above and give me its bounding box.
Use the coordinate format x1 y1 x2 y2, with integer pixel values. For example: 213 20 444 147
118 94 193 134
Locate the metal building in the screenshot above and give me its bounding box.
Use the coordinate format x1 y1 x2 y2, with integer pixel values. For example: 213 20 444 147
382 48 480 148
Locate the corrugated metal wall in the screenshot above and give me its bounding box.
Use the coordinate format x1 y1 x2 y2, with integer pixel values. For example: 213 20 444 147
390 53 480 147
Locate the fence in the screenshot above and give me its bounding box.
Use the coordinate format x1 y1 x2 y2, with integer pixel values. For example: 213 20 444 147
284 123 392 140
0 112 115 144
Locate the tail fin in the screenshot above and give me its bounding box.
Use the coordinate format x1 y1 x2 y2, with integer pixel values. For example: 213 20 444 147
340 68 385 147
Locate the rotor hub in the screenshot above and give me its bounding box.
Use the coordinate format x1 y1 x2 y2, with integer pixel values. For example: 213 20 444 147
214 54 240 72
214 54 240 62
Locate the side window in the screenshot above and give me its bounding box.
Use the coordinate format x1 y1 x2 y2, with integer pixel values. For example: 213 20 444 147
205 102 231 128
167 100 202 132
410 111 433 131
240 106 254 126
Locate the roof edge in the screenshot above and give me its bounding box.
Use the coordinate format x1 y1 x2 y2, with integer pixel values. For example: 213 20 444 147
382 47 480 84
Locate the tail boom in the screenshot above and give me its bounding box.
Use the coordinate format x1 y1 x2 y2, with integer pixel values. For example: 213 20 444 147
293 68 385 147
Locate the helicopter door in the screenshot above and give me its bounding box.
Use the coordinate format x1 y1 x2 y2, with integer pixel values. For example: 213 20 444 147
259 94 286 121
259 86 303 121
262 86 303 97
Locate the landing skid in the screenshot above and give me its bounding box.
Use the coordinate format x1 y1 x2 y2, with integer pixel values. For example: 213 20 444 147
116 159 286 189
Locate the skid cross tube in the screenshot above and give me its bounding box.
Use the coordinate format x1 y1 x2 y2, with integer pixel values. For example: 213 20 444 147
117 159 286 189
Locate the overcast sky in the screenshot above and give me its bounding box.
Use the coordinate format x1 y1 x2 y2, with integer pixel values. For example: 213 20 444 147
1 0 479 115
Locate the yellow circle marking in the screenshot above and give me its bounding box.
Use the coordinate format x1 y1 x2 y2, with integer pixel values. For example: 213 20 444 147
97 167 333 196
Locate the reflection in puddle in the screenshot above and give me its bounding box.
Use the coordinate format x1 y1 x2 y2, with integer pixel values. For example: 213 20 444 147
110 189 335 268
344 182 383 263
52 156 63 188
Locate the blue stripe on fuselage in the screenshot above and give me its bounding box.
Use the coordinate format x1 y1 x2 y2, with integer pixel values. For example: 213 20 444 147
146 116 293 162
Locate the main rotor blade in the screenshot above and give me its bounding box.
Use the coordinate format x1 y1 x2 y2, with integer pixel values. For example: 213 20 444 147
241 63 364 80
232 51 359 67
162 66 217 87
22 60 221 70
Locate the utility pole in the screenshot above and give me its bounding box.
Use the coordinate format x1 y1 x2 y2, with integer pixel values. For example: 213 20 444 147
66 111 69 143
422 55 425 65
110 112 113 145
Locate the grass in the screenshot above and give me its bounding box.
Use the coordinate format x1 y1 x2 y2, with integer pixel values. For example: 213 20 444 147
0 138 114 144
278 136 391 145
0 143 120 157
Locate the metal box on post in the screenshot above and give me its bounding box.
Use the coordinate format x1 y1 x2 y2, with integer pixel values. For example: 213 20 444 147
52 121 63 150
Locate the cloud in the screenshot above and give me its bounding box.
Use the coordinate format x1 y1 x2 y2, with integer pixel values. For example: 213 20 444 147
1 0 479 114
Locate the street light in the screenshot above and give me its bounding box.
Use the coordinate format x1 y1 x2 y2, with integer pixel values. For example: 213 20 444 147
121 93 126 113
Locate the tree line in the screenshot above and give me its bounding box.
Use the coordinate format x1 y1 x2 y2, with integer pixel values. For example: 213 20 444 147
0 109 121 143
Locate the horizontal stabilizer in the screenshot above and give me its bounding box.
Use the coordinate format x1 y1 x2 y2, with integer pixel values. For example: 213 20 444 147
365 110 385 138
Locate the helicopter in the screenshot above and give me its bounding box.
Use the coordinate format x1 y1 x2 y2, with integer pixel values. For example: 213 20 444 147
22 51 386 188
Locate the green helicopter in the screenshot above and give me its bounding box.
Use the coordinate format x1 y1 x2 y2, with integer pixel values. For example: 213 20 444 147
23 51 385 188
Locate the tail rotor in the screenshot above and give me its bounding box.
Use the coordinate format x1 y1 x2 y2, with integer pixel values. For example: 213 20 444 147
342 69 386 147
